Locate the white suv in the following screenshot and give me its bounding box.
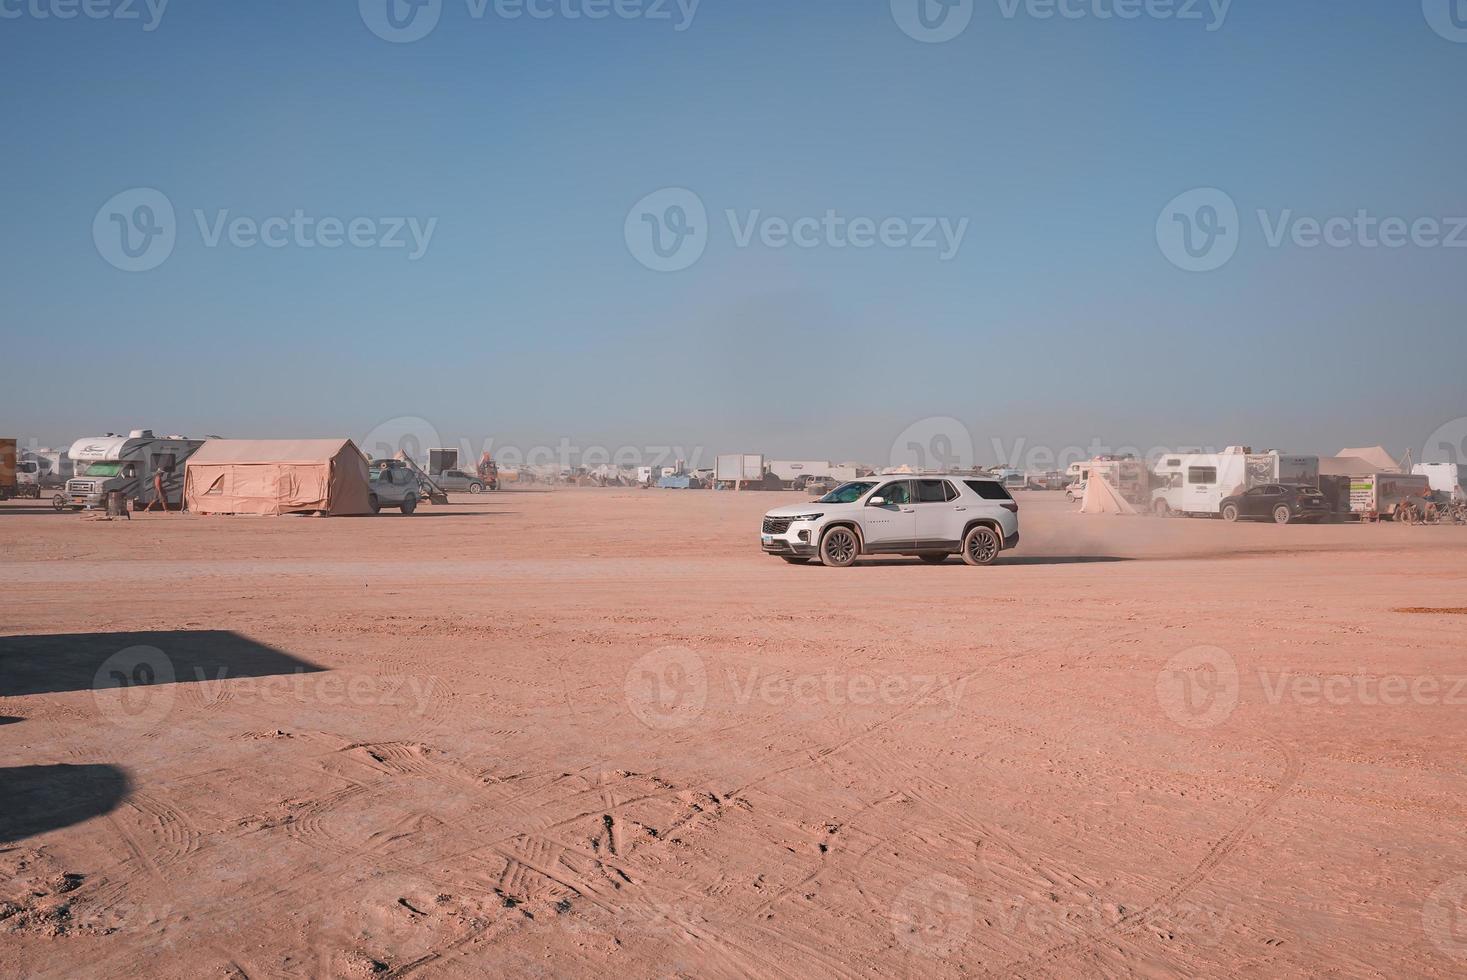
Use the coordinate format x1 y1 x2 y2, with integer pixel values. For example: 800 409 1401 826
761 476 1021 567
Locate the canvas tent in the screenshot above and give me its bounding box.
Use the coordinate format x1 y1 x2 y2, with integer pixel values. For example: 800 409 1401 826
184 439 371 516
1079 473 1138 515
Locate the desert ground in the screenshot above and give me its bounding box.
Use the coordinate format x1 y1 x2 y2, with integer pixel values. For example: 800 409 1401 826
2 489 1466 978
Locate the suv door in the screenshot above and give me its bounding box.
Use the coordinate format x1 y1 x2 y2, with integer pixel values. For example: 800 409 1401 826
862 480 917 551
913 479 961 550
1244 485 1281 518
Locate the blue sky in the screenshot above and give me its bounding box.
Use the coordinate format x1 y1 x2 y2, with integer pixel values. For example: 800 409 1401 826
3 0 1465 467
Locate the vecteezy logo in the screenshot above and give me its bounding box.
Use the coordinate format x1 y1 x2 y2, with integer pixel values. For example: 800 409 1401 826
624 188 708 272
1156 188 1240 272
1156 646 1239 729
1421 417 1467 467
359 415 443 464
890 0 974 43
360 0 442 43
1423 0 1467 43
889 416 975 472
92 645 177 728
1424 876 1467 959
891 875 972 956
624 647 707 730
93 188 176 272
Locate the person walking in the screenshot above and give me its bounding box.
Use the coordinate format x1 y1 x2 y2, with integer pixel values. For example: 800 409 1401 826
146 467 170 513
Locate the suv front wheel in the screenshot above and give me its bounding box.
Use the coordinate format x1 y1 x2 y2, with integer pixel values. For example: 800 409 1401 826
819 526 860 568
401 494 418 515
961 525 1001 566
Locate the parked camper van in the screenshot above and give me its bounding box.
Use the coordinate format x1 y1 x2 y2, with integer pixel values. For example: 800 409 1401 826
1150 449 1320 518
63 430 205 511
1413 462 1466 502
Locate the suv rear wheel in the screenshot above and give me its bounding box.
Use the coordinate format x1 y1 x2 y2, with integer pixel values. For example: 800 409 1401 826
401 495 418 515
819 526 859 567
961 526 1001 566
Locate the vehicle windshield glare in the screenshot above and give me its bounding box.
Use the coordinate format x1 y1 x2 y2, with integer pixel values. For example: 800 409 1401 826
818 481 875 504
80 461 123 477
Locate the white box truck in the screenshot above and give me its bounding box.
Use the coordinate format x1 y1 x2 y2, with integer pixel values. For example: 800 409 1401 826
1151 449 1320 517
63 430 205 511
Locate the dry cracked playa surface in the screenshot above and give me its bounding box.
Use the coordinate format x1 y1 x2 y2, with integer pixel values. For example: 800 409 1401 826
2 489 1466 978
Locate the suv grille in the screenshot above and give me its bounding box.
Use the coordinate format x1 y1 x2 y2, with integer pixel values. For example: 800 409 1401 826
763 517 792 534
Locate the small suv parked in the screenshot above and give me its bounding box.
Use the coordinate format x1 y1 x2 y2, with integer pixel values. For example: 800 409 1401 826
368 461 421 514
761 476 1020 567
1219 484 1329 524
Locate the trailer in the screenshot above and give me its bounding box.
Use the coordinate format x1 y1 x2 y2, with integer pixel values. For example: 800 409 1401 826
1349 473 1433 521
1413 462 1466 502
62 430 205 511
1150 449 1320 518
715 453 765 485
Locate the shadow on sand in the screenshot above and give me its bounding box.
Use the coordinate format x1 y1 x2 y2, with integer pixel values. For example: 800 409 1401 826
0 764 130 842
0 630 325 698
845 555 1133 567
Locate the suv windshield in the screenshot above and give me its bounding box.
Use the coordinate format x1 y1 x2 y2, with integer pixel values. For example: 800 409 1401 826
80 462 123 477
818 481 875 504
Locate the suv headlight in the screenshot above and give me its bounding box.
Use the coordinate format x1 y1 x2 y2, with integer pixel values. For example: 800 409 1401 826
789 513 824 522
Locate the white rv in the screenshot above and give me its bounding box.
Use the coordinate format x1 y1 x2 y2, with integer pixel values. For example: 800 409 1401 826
1413 462 1466 502
1151 448 1320 517
63 430 206 511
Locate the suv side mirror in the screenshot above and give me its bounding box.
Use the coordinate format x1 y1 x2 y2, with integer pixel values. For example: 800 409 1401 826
868 496 886 507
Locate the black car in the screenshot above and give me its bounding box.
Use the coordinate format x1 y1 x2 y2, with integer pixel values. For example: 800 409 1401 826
1220 484 1330 524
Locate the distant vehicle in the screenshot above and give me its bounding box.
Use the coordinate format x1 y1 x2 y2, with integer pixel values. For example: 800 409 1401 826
367 460 421 514
20 448 71 490
1219 484 1330 524
760 475 1020 568
62 430 203 511
1064 480 1086 502
434 468 486 493
802 476 838 495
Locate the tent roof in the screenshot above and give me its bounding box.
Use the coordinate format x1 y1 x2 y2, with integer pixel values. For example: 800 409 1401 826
1320 456 1379 477
1337 446 1400 473
188 439 362 465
